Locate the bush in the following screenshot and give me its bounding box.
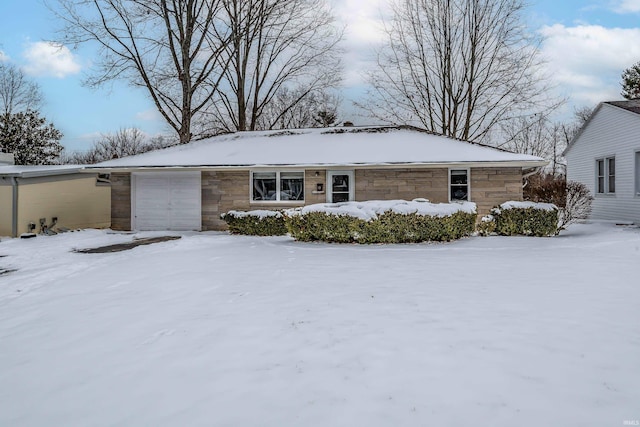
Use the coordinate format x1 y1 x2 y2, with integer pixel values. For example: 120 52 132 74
221 210 287 236
523 173 593 230
524 173 566 208
476 215 496 236
284 200 477 243
490 201 559 237
560 181 593 229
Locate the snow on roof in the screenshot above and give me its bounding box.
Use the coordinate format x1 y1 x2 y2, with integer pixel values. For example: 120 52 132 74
0 165 85 178
93 126 547 169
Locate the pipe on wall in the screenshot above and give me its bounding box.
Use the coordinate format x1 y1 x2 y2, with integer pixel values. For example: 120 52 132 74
11 177 18 238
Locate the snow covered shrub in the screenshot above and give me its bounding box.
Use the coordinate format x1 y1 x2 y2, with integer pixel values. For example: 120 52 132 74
284 200 477 243
491 201 559 237
559 181 593 230
476 215 496 236
221 210 287 236
523 174 593 230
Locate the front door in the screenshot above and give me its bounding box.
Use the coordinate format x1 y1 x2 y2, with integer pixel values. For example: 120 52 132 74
327 171 354 203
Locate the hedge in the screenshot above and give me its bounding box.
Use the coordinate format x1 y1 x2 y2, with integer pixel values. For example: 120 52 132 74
284 200 477 243
221 210 287 236
490 201 559 237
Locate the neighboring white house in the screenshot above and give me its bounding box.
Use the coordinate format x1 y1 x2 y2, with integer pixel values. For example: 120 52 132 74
564 100 640 223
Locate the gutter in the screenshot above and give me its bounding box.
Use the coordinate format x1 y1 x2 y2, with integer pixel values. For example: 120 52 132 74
11 177 18 238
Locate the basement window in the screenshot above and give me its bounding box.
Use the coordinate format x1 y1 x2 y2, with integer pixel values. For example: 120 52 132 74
252 171 304 202
450 169 469 201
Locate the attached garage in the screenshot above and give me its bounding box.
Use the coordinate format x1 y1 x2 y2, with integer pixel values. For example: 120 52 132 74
132 172 201 231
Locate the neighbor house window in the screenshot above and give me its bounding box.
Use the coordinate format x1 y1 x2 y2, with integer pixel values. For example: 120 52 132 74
636 152 640 196
252 171 304 201
450 169 469 201
596 157 615 194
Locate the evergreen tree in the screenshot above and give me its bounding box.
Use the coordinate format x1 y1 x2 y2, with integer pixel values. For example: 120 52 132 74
0 110 63 165
621 61 640 100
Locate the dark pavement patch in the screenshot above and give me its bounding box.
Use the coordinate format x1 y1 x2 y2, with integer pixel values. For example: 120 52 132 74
75 236 182 254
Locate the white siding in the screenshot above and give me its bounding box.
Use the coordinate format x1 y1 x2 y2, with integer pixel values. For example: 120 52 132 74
565 103 640 223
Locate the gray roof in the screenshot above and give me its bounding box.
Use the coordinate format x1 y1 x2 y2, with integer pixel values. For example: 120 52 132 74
605 100 640 115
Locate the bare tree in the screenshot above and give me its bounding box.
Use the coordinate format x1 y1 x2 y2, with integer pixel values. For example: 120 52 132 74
256 87 340 129
52 0 231 144
360 0 559 142
61 128 175 164
209 0 343 132
0 62 43 116
499 106 593 176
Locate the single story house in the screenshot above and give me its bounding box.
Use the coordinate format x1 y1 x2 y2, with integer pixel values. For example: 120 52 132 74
0 164 111 237
564 100 640 223
89 125 547 231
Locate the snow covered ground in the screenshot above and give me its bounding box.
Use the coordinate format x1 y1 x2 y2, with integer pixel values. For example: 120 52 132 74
0 223 638 426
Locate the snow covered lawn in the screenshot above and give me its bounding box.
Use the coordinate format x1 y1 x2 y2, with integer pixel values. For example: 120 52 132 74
0 223 638 426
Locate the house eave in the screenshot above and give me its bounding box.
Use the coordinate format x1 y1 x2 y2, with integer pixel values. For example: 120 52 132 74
86 160 548 173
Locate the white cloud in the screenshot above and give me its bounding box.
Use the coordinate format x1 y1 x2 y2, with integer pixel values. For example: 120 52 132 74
0 50 8 62
135 109 162 122
612 0 640 13
540 24 640 104
334 0 389 86
22 42 81 78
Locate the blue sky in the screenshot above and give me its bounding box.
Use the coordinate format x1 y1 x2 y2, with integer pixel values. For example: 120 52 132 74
1 0 639 152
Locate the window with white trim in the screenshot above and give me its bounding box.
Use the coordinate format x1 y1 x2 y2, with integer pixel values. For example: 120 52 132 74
596 157 615 194
636 152 640 196
252 171 304 201
450 169 469 201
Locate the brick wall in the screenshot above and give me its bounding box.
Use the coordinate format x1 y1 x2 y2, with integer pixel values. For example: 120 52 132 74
355 168 449 203
110 172 131 230
470 167 523 217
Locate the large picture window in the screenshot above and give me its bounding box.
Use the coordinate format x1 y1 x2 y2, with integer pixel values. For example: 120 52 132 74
450 169 469 201
596 157 615 194
252 171 304 202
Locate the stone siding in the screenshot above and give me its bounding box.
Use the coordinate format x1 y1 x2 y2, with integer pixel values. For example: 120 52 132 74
202 171 251 230
110 172 131 230
111 167 524 231
470 167 523 217
355 168 449 203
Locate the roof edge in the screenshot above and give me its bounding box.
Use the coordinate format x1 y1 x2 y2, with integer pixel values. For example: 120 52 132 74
87 159 549 173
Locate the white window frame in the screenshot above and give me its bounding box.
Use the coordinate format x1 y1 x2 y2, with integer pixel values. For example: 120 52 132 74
449 168 470 202
635 151 640 197
326 170 355 203
250 170 305 203
595 157 615 195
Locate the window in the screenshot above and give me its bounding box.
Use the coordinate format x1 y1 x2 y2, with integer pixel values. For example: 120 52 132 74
252 171 304 202
596 157 615 194
608 158 616 193
636 152 640 196
596 160 605 193
450 169 469 201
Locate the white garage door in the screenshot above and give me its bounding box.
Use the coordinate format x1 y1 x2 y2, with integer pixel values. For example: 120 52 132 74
133 172 201 231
